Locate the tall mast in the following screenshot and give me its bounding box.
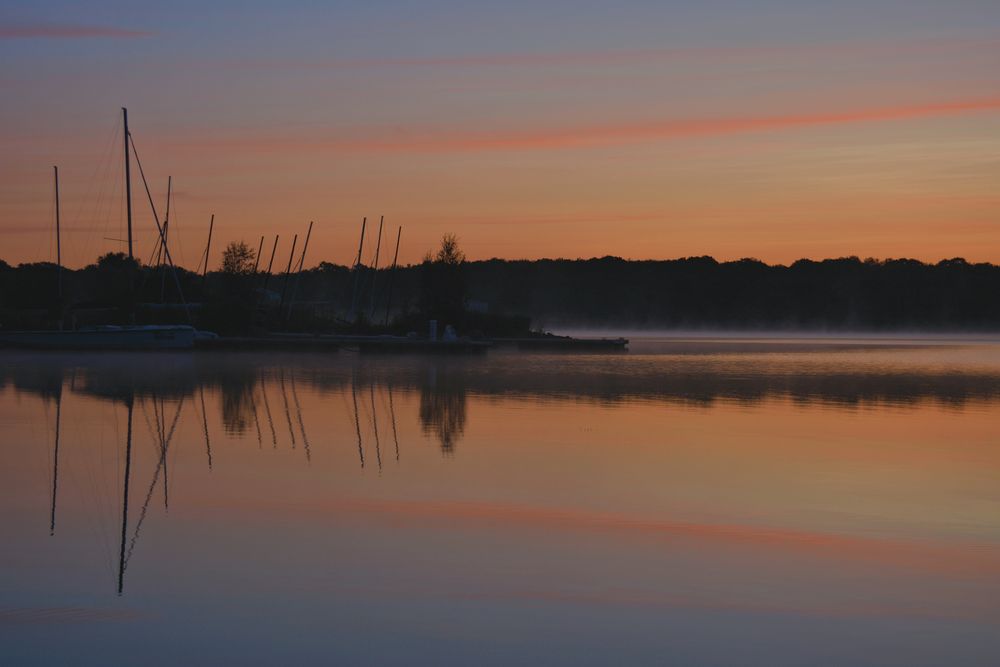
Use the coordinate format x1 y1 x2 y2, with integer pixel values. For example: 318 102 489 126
286 221 313 322
350 217 367 319
163 175 172 256
383 226 402 325
368 216 384 317
253 235 265 273
261 235 279 292
201 214 215 280
122 107 133 260
277 234 298 313
53 166 62 299
159 176 172 301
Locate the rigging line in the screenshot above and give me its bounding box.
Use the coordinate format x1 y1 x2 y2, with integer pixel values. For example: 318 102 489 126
169 196 186 268
351 378 365 469
370 384 382 473
74 115 120 263
259 371 278 448
199 386 213 472
161 397 183 511
140 399 158 449
124 398 182 567
278 369 297 448
250 387 263 450
289 374 311 463
387 385 400 462
146 232 161 267
155 398 165 505
127 133 192 322
156 397 167 508
122 458 161 571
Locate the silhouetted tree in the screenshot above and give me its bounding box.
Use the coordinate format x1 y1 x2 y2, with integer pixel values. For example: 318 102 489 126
435 233 465 265
199 242 258 334
94 252 140 272
221 241 256 275
419 234 467 327
86 252 140 313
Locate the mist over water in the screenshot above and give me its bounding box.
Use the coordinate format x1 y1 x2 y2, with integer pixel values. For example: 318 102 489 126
1 337 999 665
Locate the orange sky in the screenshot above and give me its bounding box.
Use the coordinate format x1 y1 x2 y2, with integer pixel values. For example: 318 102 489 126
2 4 999 268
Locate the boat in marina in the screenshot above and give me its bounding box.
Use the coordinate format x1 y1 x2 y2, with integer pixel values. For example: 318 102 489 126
0 108 215 351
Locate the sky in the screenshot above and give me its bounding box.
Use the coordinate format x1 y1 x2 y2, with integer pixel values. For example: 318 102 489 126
1 0 999 269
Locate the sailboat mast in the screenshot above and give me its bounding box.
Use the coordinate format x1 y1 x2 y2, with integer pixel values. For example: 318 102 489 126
122 107 133 260
202 214 215 280
261 235 279 292
383 226 402 325
368 216 384 317
285 221 313 322
53 165 62 299
350 217 367 319
159 176 172 301
277 234 298 312
163 175 171 256
253 235 264 273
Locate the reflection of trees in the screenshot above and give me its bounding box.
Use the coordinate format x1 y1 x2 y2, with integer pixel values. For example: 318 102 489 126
418 370 467 454
219 375 257 434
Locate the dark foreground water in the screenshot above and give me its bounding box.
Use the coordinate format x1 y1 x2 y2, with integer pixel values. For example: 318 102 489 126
2 337 999 665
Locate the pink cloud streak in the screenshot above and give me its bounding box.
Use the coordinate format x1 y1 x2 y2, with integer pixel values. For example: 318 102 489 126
174 96 1000 155
346 97 1000 153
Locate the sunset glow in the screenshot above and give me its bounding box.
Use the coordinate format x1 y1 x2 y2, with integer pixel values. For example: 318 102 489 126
2 2 999 267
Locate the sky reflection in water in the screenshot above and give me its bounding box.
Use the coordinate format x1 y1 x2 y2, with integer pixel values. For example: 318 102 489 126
1 339 999 665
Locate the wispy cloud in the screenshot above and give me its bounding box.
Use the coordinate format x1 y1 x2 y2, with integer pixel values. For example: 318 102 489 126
177 96 1000 155
0 23 153 39
340 97 1000 153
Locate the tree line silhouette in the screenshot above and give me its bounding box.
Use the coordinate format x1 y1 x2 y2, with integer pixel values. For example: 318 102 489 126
2 253 999 331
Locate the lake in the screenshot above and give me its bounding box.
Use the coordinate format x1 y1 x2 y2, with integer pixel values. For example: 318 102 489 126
2 337 999 665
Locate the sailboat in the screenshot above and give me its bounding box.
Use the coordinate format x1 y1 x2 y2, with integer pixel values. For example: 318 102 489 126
0 108 206 350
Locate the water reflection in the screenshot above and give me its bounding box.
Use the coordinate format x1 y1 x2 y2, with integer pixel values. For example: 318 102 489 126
3 343 1000 664
419 367 467 455
3 344 1000 599
7 348 1000 418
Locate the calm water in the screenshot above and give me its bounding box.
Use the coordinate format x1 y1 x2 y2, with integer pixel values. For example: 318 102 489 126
2 337 999 665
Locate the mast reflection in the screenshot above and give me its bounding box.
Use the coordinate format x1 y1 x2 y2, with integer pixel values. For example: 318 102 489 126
6 347 1000 594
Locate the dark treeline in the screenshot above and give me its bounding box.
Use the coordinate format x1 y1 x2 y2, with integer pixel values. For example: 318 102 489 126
2 254 999 332
456 256 1000 330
